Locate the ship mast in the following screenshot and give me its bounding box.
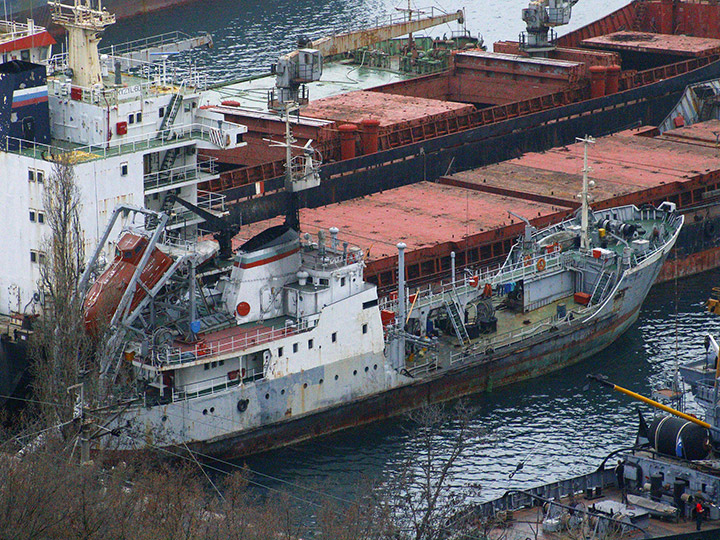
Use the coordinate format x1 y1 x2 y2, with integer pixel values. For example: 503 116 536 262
49 0 115 88
577 135 595 252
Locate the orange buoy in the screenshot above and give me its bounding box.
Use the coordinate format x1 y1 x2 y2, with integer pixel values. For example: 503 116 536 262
523 255 532 267
197 340 210 356
537 258 546 271
469 275 479 288
483 283 492 297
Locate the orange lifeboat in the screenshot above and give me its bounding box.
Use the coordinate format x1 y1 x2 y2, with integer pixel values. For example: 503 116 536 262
83 233 174 334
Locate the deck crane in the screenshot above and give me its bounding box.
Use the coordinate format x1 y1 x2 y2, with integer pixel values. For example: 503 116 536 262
270 8 465 108
520 0 580 56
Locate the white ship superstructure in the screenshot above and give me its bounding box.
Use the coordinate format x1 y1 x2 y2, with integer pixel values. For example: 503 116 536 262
0 0 246 314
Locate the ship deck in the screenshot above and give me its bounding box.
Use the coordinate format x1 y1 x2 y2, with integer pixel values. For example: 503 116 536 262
425 294 585 357
581 31 720 57
234 183 565 260
203 60 417 112
486 484 720 539
301 90 474 128
232 120 720 291
149 315 301 370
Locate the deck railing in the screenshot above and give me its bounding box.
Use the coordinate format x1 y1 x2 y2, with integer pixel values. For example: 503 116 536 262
144 156 218 190
171 367 264 402
156 319 311 366
6 123 223 161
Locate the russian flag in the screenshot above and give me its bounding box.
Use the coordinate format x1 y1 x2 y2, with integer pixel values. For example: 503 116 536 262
12 85 48 109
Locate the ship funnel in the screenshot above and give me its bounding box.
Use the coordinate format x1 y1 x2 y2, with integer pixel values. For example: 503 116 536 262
329 227 339 251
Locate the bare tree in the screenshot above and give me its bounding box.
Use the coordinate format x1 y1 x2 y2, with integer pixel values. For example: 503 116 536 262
376 402 483 540
30 156 96 426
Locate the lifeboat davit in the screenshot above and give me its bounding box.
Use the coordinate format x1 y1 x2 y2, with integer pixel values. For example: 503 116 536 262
83 233 174 333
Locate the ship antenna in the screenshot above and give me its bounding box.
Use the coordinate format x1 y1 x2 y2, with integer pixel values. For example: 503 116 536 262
576 135 595 252
282 102 300 231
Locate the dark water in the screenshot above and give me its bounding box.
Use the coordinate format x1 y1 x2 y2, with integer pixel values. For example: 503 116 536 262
100 0 712 512
102 0 630 82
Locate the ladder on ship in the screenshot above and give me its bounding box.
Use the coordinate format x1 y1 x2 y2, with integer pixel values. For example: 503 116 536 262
154 145 183 195
590 270 614 306
444 293 470 346
145 190 178 229
158 79 186 141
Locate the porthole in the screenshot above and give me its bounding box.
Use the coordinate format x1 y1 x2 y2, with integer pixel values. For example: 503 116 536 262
281 389 285 395
334 374 339 381
203 409 208 415
373 364 378 370
364 366 369 373
303 383 308 389
161 415 168 422
353 370 357 376
319 379 324 385
210 407 215 413
265 393 270 400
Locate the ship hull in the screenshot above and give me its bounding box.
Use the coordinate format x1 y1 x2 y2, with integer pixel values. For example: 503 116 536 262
0 334 30 405
107 225 674 459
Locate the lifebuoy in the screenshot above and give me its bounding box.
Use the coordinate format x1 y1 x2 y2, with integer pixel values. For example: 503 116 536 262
469 275 479 288
537 258 546 271
523 254 532 267
236 302 251 316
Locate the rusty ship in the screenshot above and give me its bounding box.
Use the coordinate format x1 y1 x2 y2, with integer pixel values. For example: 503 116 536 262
81 132 682 458
195 0 720 296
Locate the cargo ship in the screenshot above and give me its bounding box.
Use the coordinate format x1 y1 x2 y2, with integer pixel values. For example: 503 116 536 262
81 132 683 458
200 0 720 294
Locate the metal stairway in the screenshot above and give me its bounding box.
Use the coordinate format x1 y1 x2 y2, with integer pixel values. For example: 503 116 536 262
158 81 185 141
154 146 183 189
160 191 176 214
590 270 613 305
444 293 470 346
